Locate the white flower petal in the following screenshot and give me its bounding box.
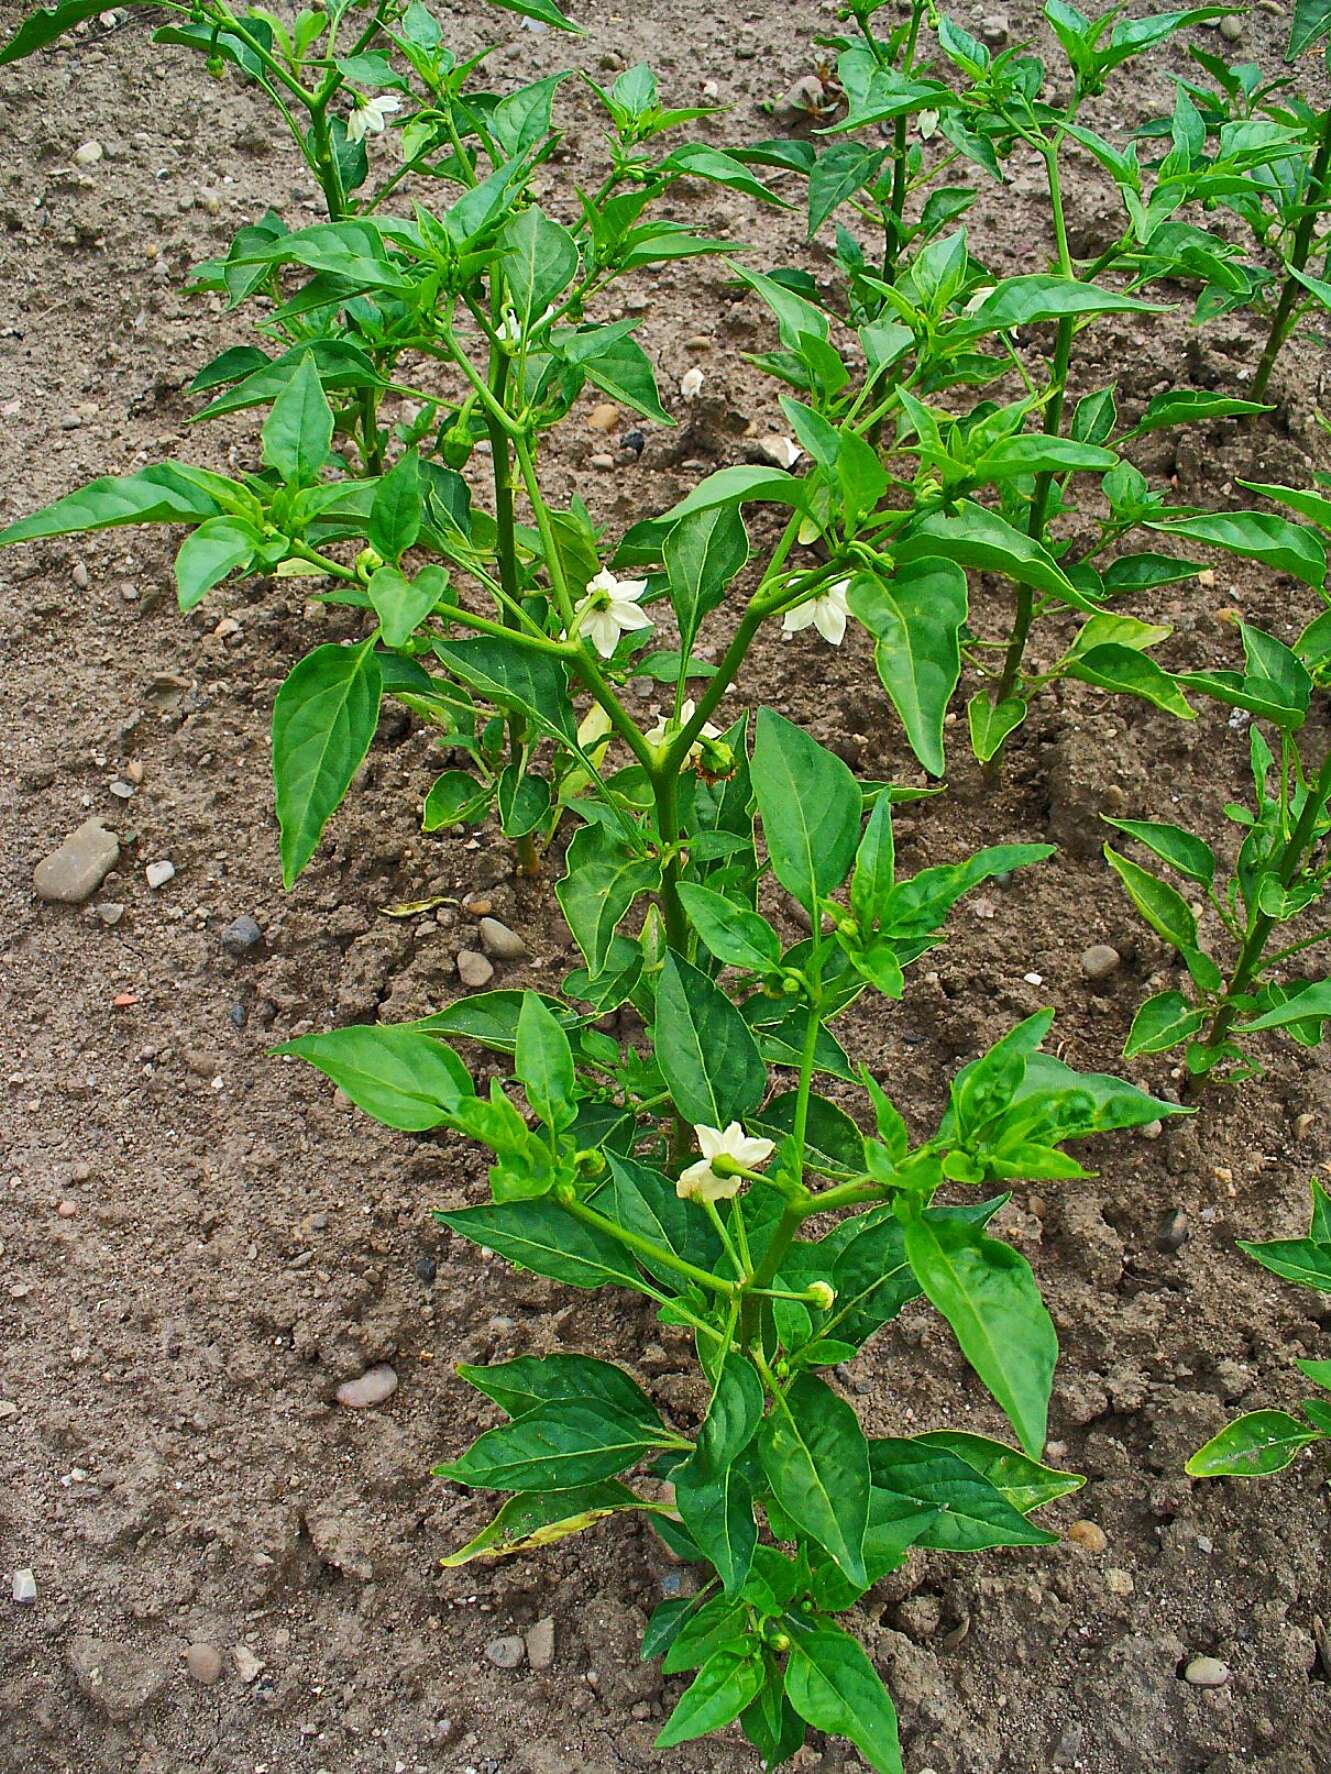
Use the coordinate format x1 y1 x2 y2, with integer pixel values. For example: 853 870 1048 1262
607 598 652 631
585 609 619 658
585 567 618 596
782 602 817 634
813 596 847 646
695 1124 726 1160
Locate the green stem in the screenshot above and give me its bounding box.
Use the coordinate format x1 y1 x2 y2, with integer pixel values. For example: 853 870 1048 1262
1201 741 1331 1061
738 1202 808 1348
485 351 539 874
563 1198 736 1299
1253 105 1331 402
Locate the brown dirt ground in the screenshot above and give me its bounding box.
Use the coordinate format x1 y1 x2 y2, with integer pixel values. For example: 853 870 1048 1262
2 3 1331 1772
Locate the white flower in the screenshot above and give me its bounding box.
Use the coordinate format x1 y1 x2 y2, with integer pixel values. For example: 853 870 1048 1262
644 698 720 760
680 367 705 401
346 93 402 144
917 109 940 140
677 1122 775 1202
496 303 557 347
573 567 652 659
782 577 851 646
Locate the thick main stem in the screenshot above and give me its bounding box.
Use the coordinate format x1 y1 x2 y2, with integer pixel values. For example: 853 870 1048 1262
485 355 539 874
1253 106 1331 402
1201 742 1331 1061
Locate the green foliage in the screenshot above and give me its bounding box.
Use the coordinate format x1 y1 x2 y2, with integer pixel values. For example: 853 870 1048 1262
1189 1182 1331 1478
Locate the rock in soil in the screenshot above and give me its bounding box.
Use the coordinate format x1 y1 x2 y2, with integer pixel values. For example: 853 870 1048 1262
220 914 264 958
478 917 528 960
1079 943 1121 981
33 819 119 903
184 1642 223 1685
485 1634 525 1669
457 949 495 988
145 859 176 890
68 1636 170 1722
526 1616 556 1670
1184 1655 1231 1688
335 1364 398 1409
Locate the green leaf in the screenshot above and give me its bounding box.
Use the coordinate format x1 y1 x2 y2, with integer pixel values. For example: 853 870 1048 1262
458 1353 659 1425
868 1436 1058 1550
368 564 446 651
422 768 490 831
756 1092 867 1178
655 951 767 1126
751 709 861 910
0 0 123 63
664 504 748 656
482 0 580 31
961 275 1167 335
808 142 890 236
912 1430 1083 1513
967 692 1028 763
757 1373 870 1585
1147 511 1326 591
274 1025 472 1129
972 435 1118 478
515 992 577 1132
435 1198 641 1290
828 1218 921 1347
438 1398 668 1491
498 205 579 331
656 1648 766 1749
1235 1232 1331 1291
556 822 661 981
1101 817 1215 887
1124 990 1207 1058
272 640 383 888
784 1628 902 1774
902 1210 1057 1457
578 330 671 425
677 883 780 975
673 1465 758 1597
1103 843 1197 954
1186 1411 1321 1477
441 1480 639 1564
850 793 895 930
368 450 423 565
601 1151 724 1287
261 353 333 489
1120 391 1270 439
898 500 1094 611
433 635 576 742
174 516 259 612
849 557 968 777
1238 979 1331 1038
1289 0 1331 55
0 462 228 546
661 144 783 207
1064 643 1195 720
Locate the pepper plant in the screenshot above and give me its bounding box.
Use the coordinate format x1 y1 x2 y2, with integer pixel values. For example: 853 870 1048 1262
732 1 1304 763
1104 599 1331 1085
281 706 1185 1766
1188 1179 1331 1480
1137 3 1331 399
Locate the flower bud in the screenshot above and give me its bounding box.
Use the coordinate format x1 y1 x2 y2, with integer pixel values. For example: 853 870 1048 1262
554 1180 577 1207
806 1281 836 1310
441 424 473 469
355 546 384 578
574 1149 606 1180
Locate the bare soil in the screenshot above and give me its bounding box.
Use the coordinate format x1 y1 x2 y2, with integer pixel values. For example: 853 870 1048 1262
2 4 1331 1772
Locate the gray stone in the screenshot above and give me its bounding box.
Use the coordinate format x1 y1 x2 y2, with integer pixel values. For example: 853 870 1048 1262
1156 1209 1191 1254
485 1634 525 1669
145 859 176 890
1184 1654 1231 1688
221 915 264 958
478 917 528 961
335 1364 398 1410
457 949 495 989
34 819 119 903
1219 14 1244 40
1080 943 1121 982
12 1568 36 1604
526 1616 556 1670
95 902 125 927
184 1642 223 1685
980 12 1010 43
68 1635 169 1722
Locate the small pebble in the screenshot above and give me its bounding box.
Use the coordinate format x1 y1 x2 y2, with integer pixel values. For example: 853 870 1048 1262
1080 943 1121 982
622 429 645 457
478 918 528 961
1184 1655 1231 1688
56 1200 77 1220
232 1644 264 1684
752 434 802 469
980 12 1010 43
526 1617 556 1671
12 1568 36 1604
679 367 704 401
485 1635 525 1670
1156 1208 1190 1254
185 1642 223 1685
415 1254 437 1284
0 1401 17 1420
34 818 119 904
145 860 175 890
457 950 495 989
108 779 135 800
1140 1120 1163 1141
589 452 614 471
587 403 619 432
95 903 125 927
221 914 263 958
1023 971 1043 986
1067 1520 1107 1554
74 139 104 165
335 1364 398 1410
1219 14 1244 39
